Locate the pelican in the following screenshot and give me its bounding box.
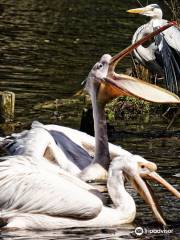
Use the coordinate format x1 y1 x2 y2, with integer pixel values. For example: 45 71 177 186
0 22 179 181
0 23 179 230
0 152 179 230
76 21 180 180
0 122 134 176
127 4 180 94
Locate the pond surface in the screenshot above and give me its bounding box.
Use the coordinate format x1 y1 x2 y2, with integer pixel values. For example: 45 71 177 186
0 0 179 239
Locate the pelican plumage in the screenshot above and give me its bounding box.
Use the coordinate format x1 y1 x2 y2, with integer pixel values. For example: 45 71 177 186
127 4 180 94
0 153 179 230
0 22 179 181
0 121 133 176
0 23 179 230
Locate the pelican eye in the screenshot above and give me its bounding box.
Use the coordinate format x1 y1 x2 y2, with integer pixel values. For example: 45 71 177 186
141 165 145 169
97 63 103 69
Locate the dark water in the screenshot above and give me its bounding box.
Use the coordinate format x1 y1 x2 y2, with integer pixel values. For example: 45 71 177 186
0 0 179 239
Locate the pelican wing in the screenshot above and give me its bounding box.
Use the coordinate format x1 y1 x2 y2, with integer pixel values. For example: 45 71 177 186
35 122 131 160
104 74 180 103
49 130 93 169
32 121 95 150
33 122 97 157
0 126 83 175
32 122 93 169
0 130 29 155
0 155 102 219
0 128 52 158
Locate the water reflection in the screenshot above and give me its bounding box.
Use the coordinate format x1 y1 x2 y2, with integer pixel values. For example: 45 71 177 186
0 226 137 240
0 0 179 239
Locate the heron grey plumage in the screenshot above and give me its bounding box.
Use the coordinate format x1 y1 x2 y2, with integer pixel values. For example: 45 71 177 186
127 4 180 94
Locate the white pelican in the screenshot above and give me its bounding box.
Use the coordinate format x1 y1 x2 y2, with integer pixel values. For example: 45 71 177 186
0 22 179 181
0 153 179 230
0 23 179 230
127 4 180 94
0 122 133 176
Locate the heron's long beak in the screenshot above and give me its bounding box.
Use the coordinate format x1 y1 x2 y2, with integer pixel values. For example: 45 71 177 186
127 6 149 14
128 166 180 225
97 21 180 104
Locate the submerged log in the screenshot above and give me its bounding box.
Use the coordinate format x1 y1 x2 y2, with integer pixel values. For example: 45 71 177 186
0 91 15 123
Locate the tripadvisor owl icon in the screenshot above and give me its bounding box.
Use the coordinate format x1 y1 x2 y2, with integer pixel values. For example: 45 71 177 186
135 227 144 236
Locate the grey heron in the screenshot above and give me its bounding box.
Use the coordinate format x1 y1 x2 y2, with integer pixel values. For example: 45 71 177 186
127 4 180 94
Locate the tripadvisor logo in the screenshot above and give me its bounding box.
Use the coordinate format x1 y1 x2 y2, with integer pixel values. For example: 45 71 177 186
134 227 144 236
134 226 174 236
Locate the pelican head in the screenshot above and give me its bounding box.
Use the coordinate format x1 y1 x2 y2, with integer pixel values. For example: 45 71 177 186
127 4 163 19
85 54 112 98
115 155 180 225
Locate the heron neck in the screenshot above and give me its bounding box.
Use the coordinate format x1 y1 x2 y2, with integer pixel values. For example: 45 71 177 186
132 25 156 62
151 16 162 20
92 92 110 169
150 11 163 20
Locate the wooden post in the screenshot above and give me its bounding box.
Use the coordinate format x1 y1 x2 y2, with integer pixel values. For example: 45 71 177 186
0 91 15 123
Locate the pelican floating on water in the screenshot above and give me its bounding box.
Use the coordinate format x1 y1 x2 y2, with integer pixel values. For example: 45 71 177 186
0 22 179 181
127 4 180 94
0 23 179 229
0 152 179 229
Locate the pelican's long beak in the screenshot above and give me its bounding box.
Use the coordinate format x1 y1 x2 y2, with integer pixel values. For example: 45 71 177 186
144 171 180 198
98 21 180 104
108 21 176 74
128 164 180 225
103 74 180 103
127 6 149 14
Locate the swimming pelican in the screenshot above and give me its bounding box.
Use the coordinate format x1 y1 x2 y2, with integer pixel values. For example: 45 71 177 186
0 22 179 181
0 153 179 230
0 122 132 176
127 4 180 93
0 24 179 230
